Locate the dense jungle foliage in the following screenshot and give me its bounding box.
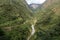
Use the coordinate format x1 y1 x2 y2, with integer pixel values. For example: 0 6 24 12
0 0 60 40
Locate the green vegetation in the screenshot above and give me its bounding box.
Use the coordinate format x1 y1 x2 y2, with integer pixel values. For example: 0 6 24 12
0 0 60 40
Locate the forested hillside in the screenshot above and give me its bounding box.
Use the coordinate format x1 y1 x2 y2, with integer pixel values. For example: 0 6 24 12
0 0 60 40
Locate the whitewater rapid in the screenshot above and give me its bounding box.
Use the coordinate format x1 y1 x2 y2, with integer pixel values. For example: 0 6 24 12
27 25 35 40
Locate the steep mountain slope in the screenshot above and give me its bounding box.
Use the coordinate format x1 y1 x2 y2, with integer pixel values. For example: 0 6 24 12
0 0 32 40
32 0 60 40
0 0 32 25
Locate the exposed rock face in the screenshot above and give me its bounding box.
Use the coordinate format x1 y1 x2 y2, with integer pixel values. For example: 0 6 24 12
28 4 42 11
29 3 40 9
42 0 60 8
42 0 60 15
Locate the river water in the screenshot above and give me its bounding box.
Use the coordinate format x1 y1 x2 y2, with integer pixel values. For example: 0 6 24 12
27 25 35 40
